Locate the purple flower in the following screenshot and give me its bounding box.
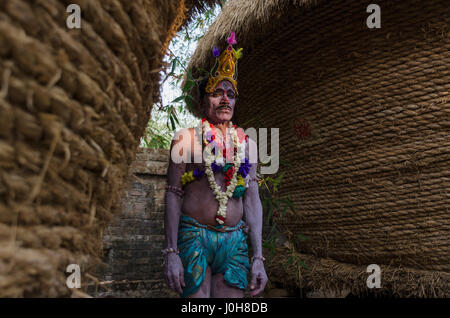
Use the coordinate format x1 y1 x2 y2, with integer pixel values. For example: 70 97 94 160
193 168 204 178
211 162 221 173
238 158 252 178
213 45 220 57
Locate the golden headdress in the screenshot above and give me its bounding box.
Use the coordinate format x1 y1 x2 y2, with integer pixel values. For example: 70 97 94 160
205 31 243 95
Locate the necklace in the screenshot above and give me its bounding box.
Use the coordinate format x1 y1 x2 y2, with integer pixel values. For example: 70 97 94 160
202 118 242 224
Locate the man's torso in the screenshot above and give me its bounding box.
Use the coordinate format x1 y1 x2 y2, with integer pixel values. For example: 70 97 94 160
181 127 245 227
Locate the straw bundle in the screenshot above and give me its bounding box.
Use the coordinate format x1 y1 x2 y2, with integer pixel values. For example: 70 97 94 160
265 246 450 298
0 0 218 297
187 0 449 296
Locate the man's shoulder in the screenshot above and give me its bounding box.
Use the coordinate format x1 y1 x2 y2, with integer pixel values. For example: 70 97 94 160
173 127 195 137
172 128 190 145
172 127 202 146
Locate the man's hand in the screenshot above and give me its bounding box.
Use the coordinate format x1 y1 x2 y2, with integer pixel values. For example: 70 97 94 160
163 253 185 295
249 259 268 297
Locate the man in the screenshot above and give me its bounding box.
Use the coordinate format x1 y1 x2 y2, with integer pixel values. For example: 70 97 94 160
163 79 268 298
163 32 267 298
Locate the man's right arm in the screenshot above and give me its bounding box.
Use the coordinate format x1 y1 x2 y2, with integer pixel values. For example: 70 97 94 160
164 129 190 249
163 129 189 294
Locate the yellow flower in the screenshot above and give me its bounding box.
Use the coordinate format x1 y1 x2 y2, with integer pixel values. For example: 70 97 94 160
237 175 245 187
181 171 194 185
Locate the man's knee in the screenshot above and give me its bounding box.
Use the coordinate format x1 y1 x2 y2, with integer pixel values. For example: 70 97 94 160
211 273 244 298
187 266 212 298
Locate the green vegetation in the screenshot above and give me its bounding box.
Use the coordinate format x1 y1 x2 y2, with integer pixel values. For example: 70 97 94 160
141 3 224 149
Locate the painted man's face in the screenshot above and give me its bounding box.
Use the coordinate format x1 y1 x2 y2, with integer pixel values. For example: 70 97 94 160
203 80 237 123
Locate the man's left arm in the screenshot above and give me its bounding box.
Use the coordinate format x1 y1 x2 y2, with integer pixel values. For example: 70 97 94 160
243 138 268 297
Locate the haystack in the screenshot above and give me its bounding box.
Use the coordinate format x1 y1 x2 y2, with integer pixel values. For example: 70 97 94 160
187 0 450 297
0 0 219 297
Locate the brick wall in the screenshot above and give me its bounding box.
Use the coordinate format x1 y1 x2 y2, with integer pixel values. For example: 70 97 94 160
91 147 178 297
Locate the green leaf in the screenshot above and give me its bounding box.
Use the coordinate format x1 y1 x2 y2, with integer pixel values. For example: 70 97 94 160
169 115 176 131
285 255 294 268
280 158 293 168
296 256 310 270
262 179 270 191
170 58 177 75
172 110 180 125
197 67 211 77
184 94 196 112
297 233 311 241
286 197 295 212
271 200 280 210
234 47 243 59
183 80 195 93
275 172 285 183
265 200 273 224
187 68 193 81
171 96 185 103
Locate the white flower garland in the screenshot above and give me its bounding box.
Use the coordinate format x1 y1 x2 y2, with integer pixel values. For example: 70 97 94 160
202 119 242 224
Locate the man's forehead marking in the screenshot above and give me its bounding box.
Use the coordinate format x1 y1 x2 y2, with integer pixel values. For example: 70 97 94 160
215 81 235 93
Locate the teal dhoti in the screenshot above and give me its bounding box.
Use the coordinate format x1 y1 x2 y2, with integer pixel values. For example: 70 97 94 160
177 214 251 298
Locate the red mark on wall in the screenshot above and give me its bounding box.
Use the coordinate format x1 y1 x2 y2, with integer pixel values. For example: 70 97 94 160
292 118 312 140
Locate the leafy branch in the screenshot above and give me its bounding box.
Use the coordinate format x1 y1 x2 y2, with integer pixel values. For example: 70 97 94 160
258 161 310 277
142 5 221 149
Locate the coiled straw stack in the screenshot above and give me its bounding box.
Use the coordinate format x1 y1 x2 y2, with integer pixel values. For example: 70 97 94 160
0 0 218 297
187 0 449 297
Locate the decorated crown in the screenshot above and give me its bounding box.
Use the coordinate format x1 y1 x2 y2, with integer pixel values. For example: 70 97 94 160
205 31 243 95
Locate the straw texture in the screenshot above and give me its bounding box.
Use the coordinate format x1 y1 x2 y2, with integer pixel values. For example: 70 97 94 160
188 0 450 296
266 245 450 298
0 0 211 297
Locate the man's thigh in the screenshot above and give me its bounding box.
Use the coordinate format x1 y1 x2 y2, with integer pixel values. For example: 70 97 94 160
188 266 212 298
210 273 244 298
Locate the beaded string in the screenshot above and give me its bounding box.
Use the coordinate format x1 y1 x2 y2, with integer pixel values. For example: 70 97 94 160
165 185 184 198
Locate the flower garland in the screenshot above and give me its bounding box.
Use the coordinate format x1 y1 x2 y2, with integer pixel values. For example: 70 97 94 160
203 118 241 224
180 118 252 224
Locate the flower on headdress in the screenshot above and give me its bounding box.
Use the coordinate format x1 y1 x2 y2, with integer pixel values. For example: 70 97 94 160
213 46 220 57
234 47 243 60
227 31 237 45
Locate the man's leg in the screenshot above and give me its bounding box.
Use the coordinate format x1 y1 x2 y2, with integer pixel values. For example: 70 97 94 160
188 266 212 298
210 273 244 298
